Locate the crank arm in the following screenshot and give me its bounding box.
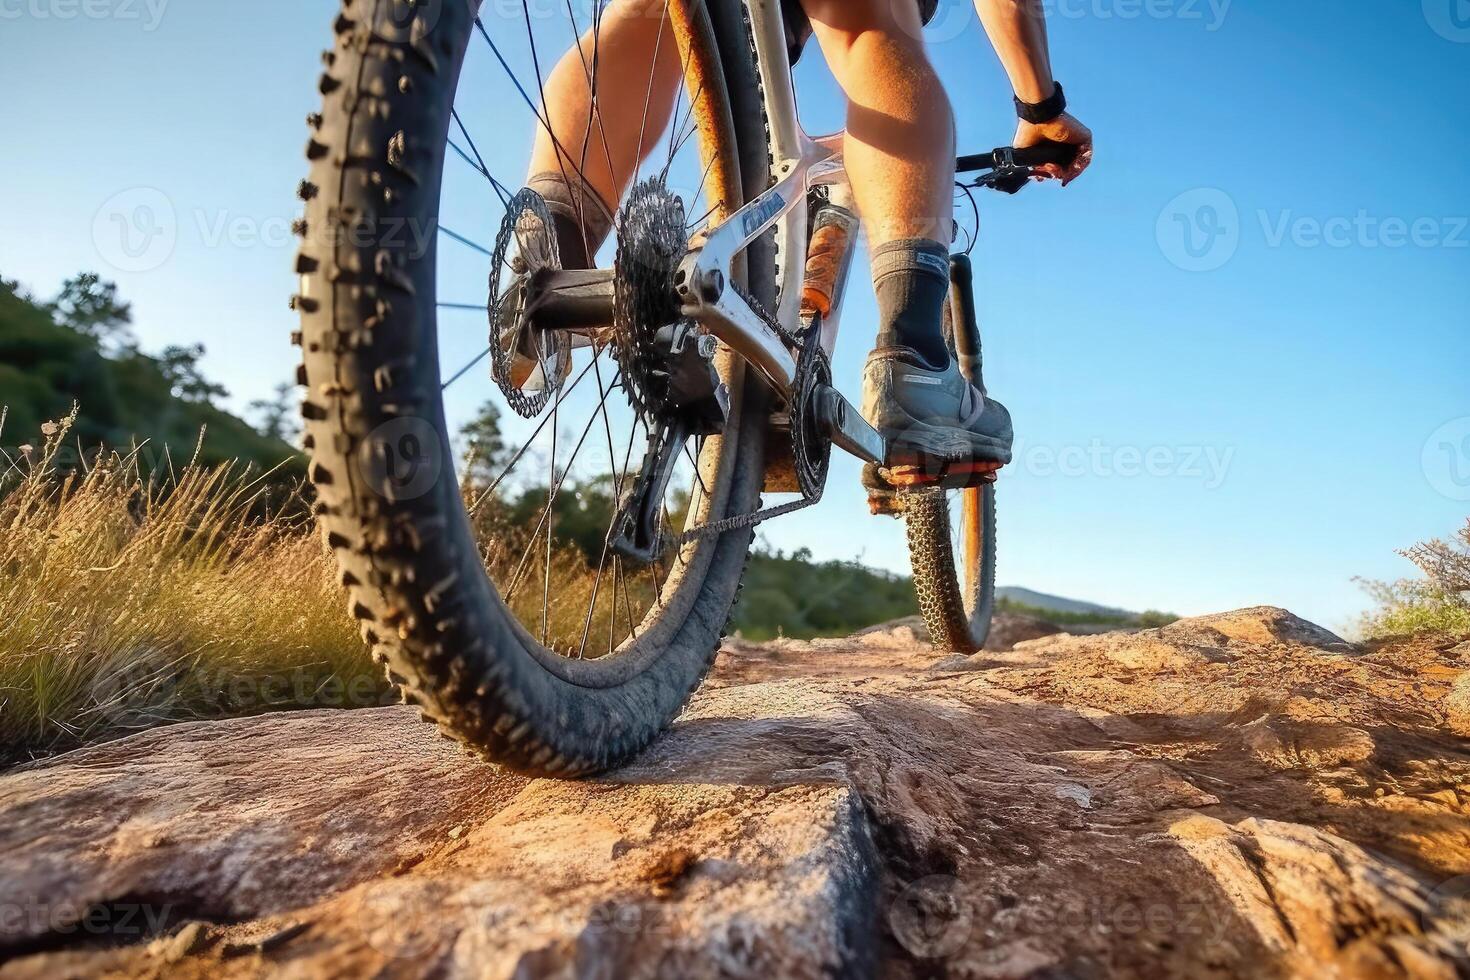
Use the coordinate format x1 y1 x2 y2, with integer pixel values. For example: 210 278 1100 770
813 384 885 466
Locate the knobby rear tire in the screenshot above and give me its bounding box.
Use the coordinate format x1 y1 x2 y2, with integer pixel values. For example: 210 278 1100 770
294 0 774 775
906 485 997 654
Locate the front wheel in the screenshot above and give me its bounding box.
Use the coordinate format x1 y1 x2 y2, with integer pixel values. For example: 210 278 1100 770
906 484 997 653
295 0 775 775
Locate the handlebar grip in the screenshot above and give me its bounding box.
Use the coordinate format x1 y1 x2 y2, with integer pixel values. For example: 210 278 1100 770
955 141 1079 175
955 151 996 174
1011 141 1079 169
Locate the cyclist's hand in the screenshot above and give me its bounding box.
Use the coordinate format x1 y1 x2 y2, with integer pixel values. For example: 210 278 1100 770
1014 113 1093 186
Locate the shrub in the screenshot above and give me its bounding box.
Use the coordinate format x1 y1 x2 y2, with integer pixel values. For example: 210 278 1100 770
1358 519 1470 640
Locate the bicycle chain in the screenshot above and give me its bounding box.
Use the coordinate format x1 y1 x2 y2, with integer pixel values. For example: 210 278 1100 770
679 325 828 544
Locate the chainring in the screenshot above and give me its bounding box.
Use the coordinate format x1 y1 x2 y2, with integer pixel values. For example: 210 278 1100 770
791 325 832 500
613 179 688 422
488 187 568 419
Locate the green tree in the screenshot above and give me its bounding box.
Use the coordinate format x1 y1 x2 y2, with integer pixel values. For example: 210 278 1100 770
159 343 228 405
460 400 509 490
248 382 301 444
49 273 135 351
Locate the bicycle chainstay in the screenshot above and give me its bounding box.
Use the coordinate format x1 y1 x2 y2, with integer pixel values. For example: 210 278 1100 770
678 322 829 544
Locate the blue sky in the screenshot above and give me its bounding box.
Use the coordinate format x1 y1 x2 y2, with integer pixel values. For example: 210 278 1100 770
1 0 1466 633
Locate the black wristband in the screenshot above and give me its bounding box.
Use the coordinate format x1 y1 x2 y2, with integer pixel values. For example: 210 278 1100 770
1015 82 1066 125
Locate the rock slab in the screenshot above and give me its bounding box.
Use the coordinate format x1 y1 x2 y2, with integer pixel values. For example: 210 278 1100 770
2 607 1469 978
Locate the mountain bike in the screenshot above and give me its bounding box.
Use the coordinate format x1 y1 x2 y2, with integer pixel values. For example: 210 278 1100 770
295 0 1076 775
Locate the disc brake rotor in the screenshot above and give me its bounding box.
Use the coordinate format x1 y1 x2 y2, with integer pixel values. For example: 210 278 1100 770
488 187 569 418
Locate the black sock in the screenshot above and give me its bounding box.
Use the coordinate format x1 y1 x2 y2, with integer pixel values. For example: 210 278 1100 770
526 172 614 270
871 238 951 370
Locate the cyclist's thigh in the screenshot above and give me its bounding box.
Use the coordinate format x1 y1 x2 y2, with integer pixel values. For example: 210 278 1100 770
789 0 937 55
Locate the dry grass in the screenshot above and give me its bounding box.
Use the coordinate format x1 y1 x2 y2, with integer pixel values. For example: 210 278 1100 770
0 416 382 764
0 413 675 763
475 506 668 659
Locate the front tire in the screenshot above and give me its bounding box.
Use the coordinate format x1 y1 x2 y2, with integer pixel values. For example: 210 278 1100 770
294 0 775 775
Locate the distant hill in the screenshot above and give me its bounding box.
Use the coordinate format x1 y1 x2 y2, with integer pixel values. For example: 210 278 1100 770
994 586 1135 620
0 275 299 477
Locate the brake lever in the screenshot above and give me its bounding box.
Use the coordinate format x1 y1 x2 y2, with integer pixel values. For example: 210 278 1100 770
973 147 1033 195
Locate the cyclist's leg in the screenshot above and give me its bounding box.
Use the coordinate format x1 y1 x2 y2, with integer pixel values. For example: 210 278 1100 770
526 0 683 266
802 0 953 245
805 0 1014 461
802 0 955 370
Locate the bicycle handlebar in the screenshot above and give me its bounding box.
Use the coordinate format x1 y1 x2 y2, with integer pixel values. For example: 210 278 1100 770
955 141 1079 175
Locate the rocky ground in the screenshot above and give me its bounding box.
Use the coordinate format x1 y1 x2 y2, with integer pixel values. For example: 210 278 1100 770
3 607 1470 978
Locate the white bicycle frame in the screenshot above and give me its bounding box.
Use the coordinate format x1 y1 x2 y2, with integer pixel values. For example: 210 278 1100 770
675 0 856 398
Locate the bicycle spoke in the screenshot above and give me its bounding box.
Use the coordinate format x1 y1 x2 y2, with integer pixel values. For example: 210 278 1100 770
564 0 618 197
441 346 492 391
439 226 495 257
634 0 673 176
450 109 514 205
621 561 638 641
467 355 606 512
541 391 558 644
661 79 704 181
503 363 621 601
438 302 489 311
473 16 598 209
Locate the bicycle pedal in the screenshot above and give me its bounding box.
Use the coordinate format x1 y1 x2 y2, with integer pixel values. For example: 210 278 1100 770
885 457 1002 490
